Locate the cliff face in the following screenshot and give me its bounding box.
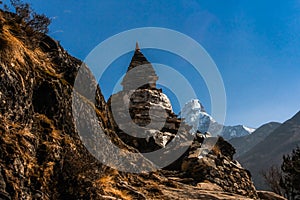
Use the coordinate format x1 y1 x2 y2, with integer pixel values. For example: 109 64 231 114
0 10 284 200
0 10 113 199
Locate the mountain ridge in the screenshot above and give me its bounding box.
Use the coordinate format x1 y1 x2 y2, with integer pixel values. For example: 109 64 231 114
238 111 300 190
230 121 281 158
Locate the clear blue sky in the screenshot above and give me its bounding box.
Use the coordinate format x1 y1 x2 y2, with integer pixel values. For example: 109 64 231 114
8 0 300 127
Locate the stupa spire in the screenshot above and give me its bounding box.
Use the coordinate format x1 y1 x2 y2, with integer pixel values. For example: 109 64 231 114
121 43 158 90
135 42 140 51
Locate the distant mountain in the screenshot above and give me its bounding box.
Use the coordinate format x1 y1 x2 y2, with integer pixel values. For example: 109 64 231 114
180 99 255 140
237 111 300 190
230 122 281 158
222 125 256 140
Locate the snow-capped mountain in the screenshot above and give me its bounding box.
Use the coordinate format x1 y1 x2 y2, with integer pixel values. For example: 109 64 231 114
180 99 255 140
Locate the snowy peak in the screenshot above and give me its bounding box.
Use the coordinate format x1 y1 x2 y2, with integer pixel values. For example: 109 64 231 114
180 99 205 113
180 99 213 134
221 125 255 140
242 125 256 134
180 99 255 140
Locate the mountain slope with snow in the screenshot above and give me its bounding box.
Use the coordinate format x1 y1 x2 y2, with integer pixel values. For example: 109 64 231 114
180 99 255 140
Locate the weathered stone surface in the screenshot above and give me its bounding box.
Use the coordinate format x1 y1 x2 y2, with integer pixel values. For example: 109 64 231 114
181 137 258 199
108 50 191 154
0 10 148 199
257 190 287 200
0 167 11 200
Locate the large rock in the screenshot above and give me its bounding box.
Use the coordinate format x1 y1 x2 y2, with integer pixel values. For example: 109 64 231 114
181 137 258 199
257 191 287 200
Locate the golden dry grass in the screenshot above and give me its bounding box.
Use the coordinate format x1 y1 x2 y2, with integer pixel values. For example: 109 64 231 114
94 173 133 200
212 145 221 155
0 20 62 79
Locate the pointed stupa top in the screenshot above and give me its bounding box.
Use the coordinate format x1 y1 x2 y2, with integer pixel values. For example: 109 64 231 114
126 42 150 72
121 43 158 90
135 42 140 51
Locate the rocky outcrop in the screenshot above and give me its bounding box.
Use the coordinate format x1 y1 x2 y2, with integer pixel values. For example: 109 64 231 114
0 10 118 199
181 137 257 198
257 191 287 200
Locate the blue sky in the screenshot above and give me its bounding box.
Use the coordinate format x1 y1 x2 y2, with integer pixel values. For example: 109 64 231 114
7 0 300 127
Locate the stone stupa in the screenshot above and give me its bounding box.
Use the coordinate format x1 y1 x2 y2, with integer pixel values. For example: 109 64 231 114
108 43 191 153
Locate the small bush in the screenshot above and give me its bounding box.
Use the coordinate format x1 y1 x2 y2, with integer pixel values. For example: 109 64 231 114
1 0 51 48
261 165 284 196
1 0 51 34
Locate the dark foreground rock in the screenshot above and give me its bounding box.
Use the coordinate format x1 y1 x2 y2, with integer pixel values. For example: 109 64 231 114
181 137 257 198
257 191 287 200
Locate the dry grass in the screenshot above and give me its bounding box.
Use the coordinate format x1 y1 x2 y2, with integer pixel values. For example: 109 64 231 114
0 113 64 199
42 161 55 183
93 169 132 200
94 173 132 200
37 114 63 141
212 145 221 156
0 21 62 79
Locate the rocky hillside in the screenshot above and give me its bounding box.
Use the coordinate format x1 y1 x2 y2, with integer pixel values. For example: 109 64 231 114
0 10 285 199
238 111 300 190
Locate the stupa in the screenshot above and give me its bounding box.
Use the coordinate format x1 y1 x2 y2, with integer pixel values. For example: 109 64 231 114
108 43 191 153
